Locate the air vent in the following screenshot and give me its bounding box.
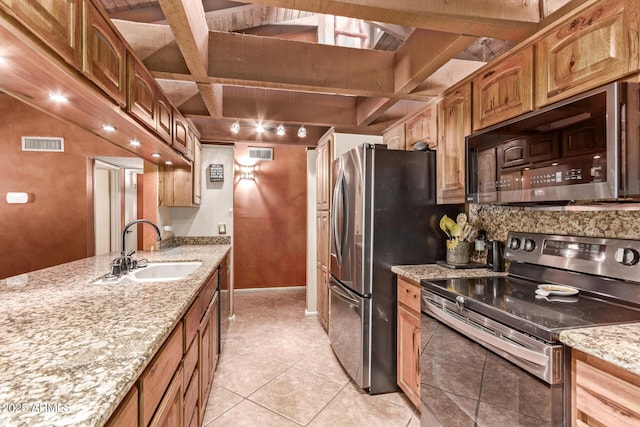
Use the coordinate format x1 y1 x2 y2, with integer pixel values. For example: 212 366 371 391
22 136 64 152
248 147 273 161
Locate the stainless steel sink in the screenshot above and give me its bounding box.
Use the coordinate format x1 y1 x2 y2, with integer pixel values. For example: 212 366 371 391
130 262 202 282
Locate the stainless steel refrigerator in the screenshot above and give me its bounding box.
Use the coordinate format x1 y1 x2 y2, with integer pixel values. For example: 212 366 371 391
329 143 462 394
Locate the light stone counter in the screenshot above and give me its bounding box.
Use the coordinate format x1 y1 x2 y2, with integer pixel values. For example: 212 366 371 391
560 324 640 376
0 244 230 427
391 264 508 283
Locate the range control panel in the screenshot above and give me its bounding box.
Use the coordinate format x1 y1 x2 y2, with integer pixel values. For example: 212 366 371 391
504 232 640 283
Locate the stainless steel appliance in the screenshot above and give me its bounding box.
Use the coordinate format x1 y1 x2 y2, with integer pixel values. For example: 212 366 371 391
466 82 640 204
329 143 462 394
421 232 640 426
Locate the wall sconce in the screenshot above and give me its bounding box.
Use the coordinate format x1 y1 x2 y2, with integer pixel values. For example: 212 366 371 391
230 121 240 134
297 125 307 138
240 165 255 180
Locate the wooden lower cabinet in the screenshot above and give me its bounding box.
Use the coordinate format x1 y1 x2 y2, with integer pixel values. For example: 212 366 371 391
396 277 421 409
572 348 640 426
109 266 222 427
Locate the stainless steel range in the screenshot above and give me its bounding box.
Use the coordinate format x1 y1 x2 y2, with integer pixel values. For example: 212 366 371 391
420 232 640 427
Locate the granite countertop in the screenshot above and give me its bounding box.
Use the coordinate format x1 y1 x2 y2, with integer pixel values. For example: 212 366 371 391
560 324 640 377
391 264 508 283
0 244 230 427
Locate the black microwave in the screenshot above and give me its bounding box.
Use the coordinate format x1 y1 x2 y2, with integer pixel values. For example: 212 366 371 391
466 82 640 204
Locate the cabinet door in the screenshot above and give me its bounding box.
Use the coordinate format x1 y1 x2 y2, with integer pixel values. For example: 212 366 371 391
184 127 195 162
397 304 420 409
535 0 633 107
192 139 202 205
149 366 184 427
127 52 156 130
105 387 138 427
0 0 82 68
437 83 471 204
316 211 329 268
405 106 437 149
473 47 533 130
157 90 173 144
315 136 332 210
84 2 126 105
173 110 189 155
199 302 213 421
383 124 405 150
316 263 329 331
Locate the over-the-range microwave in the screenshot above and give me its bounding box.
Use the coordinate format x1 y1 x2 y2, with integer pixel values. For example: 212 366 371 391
466 82 640 204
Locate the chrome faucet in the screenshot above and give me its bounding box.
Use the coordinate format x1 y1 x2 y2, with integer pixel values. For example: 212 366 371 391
106 219 162 279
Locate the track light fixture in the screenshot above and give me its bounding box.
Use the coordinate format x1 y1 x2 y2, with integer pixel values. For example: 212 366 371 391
297 125 306 138
276 124 285 136
256 124 265 134
230 121 240 134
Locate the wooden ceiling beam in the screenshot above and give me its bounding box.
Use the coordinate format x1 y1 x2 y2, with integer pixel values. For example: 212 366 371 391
222 86 357 126
243 0 541 40
395 29 476 95
158 0 210 79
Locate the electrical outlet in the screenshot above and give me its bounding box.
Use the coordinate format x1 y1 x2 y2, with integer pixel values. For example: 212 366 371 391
218 223 227 235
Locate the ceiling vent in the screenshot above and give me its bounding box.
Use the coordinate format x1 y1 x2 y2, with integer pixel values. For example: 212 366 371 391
22 136 64 152
248 147 273 161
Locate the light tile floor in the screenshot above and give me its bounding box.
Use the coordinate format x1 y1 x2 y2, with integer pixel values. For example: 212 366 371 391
201 288 420 426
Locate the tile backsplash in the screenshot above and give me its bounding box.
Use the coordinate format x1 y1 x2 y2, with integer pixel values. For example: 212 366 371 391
468 204 640 241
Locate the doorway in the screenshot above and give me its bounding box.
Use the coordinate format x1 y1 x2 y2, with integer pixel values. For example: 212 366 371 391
93 158 143 256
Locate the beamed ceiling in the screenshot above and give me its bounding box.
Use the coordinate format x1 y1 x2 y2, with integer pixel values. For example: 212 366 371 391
96 0 581 144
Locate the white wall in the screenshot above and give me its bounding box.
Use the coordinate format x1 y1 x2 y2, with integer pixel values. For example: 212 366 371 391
171 145 234 237
333 132 384 159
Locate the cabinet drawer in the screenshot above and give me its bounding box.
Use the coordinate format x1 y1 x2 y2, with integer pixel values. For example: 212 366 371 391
149 366 183 427
397 277 420 312
140 324 184 427
184 367 199 427
183 336 198 391
105 387 137 427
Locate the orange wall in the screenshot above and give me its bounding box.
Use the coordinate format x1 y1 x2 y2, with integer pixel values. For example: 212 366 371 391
233 142 307 289
0 96 136 279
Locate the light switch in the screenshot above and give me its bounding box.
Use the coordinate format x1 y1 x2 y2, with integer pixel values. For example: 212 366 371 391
218 223 227 235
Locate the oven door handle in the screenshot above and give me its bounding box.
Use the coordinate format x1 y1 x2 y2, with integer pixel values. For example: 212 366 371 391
428 306 549 368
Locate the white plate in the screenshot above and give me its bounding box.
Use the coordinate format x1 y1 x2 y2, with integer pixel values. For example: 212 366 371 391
536 284 579 296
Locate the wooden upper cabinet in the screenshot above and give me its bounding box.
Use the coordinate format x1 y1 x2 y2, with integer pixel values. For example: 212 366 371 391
173 110 189 155
437 83 471 205
0 0 82 68
184 127 196 162
473 47 533 130
315 134 332 211
535 0 637 107
127 52 156 130
156 90 173 144
405 105 437 149
84 1 126 106
405 104 438 150
382 124 405 150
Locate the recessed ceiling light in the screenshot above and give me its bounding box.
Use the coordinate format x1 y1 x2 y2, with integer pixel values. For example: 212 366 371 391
0 56 6 64
230 121 240 134
256 124 265 134
165 160 173 165
129 139 141 147
151 152 161 158
48 93 68 103
276 125 285 136
102 124 116 132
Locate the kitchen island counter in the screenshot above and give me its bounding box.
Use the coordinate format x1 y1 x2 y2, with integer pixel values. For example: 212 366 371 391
0 244 230 427
560 323 640 376
391 264 508 283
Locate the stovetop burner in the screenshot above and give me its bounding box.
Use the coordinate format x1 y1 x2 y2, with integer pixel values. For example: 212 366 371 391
421 275 640 342
421 232 640 342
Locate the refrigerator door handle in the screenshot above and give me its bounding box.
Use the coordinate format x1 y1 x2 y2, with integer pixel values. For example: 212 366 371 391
332 167 347 265
330 278 360 307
